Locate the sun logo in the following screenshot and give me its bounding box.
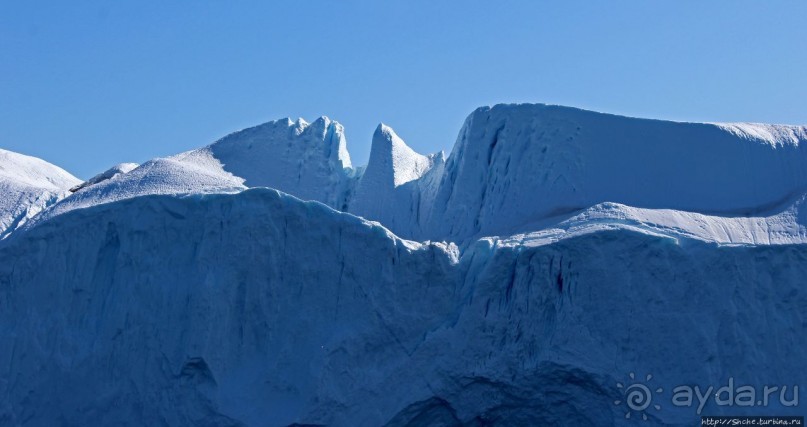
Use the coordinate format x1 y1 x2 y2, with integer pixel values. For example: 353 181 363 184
614 372 663 421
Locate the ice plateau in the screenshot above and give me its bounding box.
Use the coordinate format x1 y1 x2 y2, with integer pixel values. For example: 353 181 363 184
0 103 806 426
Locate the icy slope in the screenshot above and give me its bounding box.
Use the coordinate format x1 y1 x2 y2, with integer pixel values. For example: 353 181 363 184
0 188 803 426
425 104 807 240
69 162 139 193
23 103 807 244
344 105 807 242
350 124 444 236
358 124 434 188
199 116 355 209
26 117 359 232
0 148 81 238
33 156 247 226
494 198 807 249
346 106 807 242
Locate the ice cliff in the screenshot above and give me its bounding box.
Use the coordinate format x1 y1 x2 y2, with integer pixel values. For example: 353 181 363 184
1 104 805 426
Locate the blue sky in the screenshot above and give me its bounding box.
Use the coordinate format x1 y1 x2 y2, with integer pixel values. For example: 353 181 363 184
2 1 806 179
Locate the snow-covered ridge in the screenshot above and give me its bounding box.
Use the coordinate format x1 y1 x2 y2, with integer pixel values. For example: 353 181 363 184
365 123 435 187
713 122 807 146
197 116 355 208
7 103 807 245
0 148 81 237
69 162 139 192
493 198 807 248
24 117 358 229
349 124 445 237
424 104 807 241
0 148 80 190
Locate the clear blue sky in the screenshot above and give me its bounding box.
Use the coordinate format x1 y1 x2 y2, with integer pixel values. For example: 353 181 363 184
2 1 806 179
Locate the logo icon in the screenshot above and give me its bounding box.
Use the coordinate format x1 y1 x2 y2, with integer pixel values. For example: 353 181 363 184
615 372 663 421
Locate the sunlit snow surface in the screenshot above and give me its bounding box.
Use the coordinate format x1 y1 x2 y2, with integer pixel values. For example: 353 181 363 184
17 103 807 246
0 148 80 238
1 104 806 426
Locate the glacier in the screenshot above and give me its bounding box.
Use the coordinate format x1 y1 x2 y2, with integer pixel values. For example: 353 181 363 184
0 103 806 426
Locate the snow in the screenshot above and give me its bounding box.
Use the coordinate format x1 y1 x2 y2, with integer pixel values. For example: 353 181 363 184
69 162 139 192
424 104 807 241
198 116 355 209
366 123 434 187
1 103 806 426
494 198 807 248
20 103 807 244
30 156 246 227
27 117 358 229
0 148 80 190
350 124 444 237
0 148 81 238
713 122 807 146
